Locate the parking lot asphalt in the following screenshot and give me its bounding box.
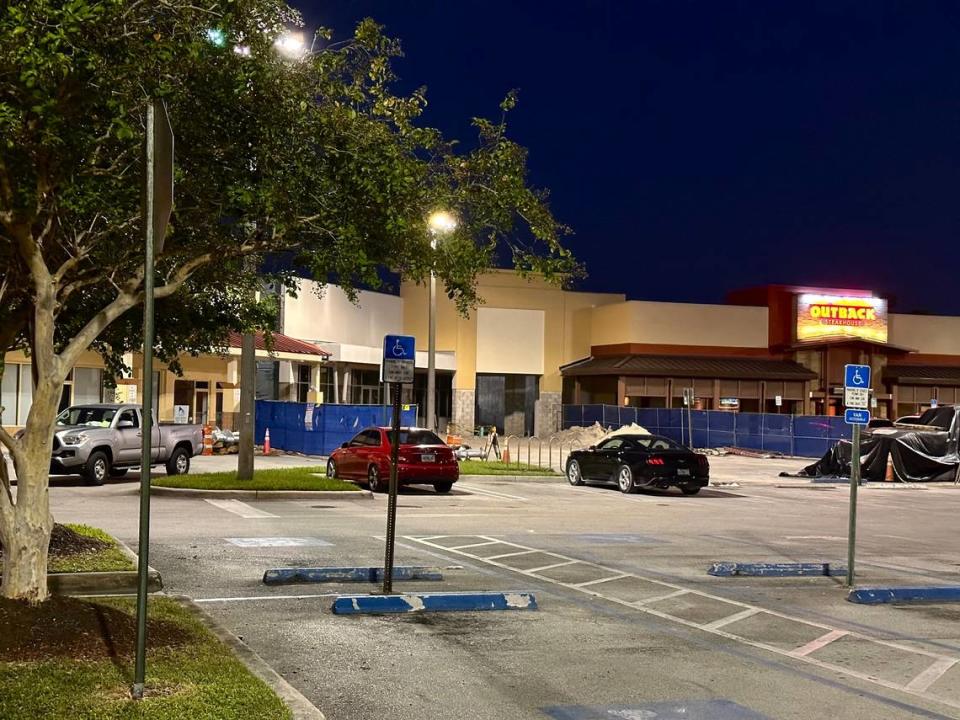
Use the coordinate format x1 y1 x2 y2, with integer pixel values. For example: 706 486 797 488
47 460 960 720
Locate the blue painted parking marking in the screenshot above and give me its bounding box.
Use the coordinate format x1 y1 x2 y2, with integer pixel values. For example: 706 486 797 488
574 533 665 545
848 586 960 604
226 537 332 548
331 591 537 615
542 699 770 719
263 566 442 585
709 562 846 577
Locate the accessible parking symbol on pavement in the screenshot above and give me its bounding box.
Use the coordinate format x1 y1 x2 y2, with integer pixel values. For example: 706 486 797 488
542 700 770 720
225 537 332 548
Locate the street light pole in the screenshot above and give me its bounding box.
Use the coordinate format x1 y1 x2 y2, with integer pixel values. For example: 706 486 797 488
426 237 437 431
424 210 457 431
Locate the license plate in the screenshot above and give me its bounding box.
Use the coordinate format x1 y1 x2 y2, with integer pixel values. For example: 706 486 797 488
421 453 436 463
677 468 690 476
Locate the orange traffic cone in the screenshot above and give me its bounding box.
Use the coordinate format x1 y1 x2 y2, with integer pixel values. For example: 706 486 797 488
885 455 895 481
264 428 271 455
501 447 510 464
202 425 213 456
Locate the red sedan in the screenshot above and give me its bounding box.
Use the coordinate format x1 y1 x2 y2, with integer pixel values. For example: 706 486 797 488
326 426 459 493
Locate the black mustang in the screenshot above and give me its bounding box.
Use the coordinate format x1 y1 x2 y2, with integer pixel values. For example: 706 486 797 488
565 433 709 495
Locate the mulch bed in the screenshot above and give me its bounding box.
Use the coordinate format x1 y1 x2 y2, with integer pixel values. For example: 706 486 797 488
0 524 109 562
0 596 193 662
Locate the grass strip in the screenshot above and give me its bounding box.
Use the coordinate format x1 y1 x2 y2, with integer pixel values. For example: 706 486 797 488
152 466 358 491
0 596 290 719
457 459 559 476
50 524 136 573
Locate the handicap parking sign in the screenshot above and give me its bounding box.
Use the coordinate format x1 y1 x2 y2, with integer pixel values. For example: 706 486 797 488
844 364 871 389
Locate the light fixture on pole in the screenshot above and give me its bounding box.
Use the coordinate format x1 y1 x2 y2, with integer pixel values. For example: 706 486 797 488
274 31 306 59
425 210 457 431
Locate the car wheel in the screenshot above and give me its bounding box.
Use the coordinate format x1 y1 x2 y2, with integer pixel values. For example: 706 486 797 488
566 459 584 486
617 464 636 494
109 468 129 478
368 465 385 493
84 451 110 486
326 458 337 479
165 447 190 476
681 485 701 495
434 481 453 494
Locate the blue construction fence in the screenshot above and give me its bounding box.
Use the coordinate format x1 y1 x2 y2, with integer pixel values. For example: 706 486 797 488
562 405 852 458
255 401 418 456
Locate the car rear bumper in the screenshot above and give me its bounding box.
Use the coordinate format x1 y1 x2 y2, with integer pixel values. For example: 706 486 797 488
398 463 459 484
637 472 708 489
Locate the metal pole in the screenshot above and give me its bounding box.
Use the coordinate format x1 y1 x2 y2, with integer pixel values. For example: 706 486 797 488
133 102 157 701
846 423 861 587
687 391 694 449
426 239 437 430
382 382 402 594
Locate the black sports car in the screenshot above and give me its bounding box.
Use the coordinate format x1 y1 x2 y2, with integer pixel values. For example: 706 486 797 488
565 433 709 495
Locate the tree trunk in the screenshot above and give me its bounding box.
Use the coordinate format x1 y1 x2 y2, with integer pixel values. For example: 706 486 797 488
1 377 61 603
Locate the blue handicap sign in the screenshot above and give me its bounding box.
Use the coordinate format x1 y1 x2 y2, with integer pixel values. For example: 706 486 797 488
844 364 871 388
844 408 871 425
383 335 415 361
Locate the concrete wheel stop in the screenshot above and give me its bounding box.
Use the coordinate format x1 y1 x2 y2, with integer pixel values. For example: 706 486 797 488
331 591 538 615
709 562 846 577
263 566 443 585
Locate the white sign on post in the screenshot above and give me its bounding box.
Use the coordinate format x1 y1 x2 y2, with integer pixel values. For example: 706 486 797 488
844 387 869 408
173 405 189 424
775 395 782 407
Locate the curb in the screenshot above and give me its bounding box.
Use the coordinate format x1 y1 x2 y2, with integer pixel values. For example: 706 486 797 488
140 485 373 500
848 586 960 604
708 562 845 578
171 595 325 720
264 566 443 585
49 537 162 596
331 591 538 615
460 474 563 484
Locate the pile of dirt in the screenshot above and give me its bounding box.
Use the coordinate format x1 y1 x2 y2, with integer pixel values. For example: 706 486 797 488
548 422 609 446
0 596 193 662
0 524 109 562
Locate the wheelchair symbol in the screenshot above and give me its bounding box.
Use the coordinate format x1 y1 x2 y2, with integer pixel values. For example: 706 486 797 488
852 368 864 386
391 339 406 357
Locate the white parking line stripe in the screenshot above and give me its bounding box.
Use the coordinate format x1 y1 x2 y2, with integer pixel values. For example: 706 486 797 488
486 549 540 560
789 629 848 657
527 560 580 573
575 574 629 587
204 499 278 518
635 589 689 605
448 540 503 550
404 534 960 712
194 593 338 603
701 607 762 631
905 658 958 693
458 484 529 502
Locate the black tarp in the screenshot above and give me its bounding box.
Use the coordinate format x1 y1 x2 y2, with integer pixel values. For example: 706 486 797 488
794 406 960 482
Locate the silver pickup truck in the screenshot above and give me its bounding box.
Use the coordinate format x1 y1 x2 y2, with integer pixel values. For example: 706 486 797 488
50 404 203 485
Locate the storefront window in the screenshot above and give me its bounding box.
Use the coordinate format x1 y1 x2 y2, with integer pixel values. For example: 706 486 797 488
296 364 311 403
73 368 102 405
1 364 19 425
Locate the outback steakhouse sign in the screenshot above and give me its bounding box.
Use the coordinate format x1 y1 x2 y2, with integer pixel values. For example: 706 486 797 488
796 293 888 343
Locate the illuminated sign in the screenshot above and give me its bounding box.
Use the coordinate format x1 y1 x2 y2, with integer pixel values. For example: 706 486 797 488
796 293 888 343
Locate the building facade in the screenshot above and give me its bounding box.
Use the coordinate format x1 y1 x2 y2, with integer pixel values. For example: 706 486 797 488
5 278 960 436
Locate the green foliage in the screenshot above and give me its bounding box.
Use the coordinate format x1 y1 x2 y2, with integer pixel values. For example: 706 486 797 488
0 0 578 372
457 459 559 476
152 467 359 491
49 523 135 573
0 597 291 719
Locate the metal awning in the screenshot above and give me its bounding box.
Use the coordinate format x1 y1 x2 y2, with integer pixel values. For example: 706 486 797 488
884 365 960 386
560 354 817 381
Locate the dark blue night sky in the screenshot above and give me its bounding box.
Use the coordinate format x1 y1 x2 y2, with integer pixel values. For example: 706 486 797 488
303 1 960 314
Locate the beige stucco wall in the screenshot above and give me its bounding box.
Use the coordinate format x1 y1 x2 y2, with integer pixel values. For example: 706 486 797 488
401 271 624 393
283 280 404 345
889 313 960 355
588 301 769 348
476 308 545 375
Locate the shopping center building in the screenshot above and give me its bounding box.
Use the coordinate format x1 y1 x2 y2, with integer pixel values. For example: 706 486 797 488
4 275 960 435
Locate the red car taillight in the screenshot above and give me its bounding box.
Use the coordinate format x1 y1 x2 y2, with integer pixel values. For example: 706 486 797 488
646 457 665 466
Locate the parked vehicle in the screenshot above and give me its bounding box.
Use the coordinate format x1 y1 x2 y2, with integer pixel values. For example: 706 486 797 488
326 426 459 493
48 404 203 485
565 433 709 495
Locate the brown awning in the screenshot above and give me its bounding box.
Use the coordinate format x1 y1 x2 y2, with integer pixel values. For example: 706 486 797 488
884 365 960 386
561 354 817 381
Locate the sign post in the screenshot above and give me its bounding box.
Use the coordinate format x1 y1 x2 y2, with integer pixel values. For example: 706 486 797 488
133 99 174 701
682 388 694 449
843 363 871 588
381 335 415 594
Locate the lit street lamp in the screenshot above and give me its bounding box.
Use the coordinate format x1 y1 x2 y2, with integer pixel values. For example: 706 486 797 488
274 31 306 59
426 210 457 431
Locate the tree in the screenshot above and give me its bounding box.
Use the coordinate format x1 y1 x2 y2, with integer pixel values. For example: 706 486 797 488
0 0 576 602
